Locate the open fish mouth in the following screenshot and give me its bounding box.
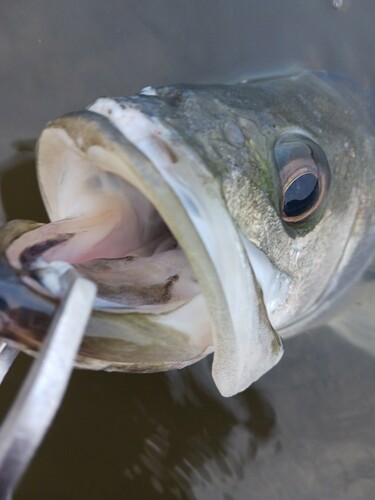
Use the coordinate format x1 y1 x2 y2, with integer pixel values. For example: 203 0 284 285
3 71 373 396
3 100 283 397
7 151 199 314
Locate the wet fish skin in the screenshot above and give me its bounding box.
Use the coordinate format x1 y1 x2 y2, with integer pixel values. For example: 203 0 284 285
122 72 375 333
1 71 375 396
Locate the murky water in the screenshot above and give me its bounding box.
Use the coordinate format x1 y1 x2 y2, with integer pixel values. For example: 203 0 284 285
1 1 375 498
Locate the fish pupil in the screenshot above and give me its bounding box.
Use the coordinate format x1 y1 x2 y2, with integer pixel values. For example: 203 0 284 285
283 173 319 217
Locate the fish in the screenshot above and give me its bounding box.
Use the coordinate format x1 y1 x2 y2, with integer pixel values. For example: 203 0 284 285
0 71 374 397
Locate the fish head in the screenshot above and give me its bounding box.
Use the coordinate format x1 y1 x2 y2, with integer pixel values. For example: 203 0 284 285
1 72 374 396
199 72 375 335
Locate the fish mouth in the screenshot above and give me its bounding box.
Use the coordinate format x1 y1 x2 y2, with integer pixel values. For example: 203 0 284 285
4 104 283 396
7 158 198 314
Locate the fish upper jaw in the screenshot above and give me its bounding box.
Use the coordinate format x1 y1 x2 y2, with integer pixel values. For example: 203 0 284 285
87 98 284 396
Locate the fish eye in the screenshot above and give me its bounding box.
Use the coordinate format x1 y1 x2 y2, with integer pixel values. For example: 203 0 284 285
274 133 330 224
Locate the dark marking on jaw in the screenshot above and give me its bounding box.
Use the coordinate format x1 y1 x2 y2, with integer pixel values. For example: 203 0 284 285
20 234 74 269
85 255 137 263
76 256 138 273
166 274 179 286
96 274 180 307
153 136 178 163
123 256 136 262
162 274 179 301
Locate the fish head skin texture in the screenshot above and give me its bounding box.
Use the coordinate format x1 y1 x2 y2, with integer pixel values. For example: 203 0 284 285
1 71 375 396
125 71 375 336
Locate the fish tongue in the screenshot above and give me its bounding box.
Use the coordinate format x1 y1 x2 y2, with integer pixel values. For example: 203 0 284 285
6 210 122 266
88 101 284 396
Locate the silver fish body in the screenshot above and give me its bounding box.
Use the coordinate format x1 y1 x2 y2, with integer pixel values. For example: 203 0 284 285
1 71 374 396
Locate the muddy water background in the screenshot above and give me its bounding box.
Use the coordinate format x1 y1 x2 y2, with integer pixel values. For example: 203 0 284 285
1 1 375 498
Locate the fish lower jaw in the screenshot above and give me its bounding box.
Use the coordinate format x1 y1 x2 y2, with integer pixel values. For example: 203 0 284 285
4 134 214 359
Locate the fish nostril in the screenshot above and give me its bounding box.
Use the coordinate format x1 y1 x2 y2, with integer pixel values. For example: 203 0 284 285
223 121 245 147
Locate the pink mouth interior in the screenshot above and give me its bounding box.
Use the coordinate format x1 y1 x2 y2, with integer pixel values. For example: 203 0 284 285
7 171 200 311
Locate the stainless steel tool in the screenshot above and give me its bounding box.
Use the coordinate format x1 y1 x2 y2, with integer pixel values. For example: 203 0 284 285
0 270 96 499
